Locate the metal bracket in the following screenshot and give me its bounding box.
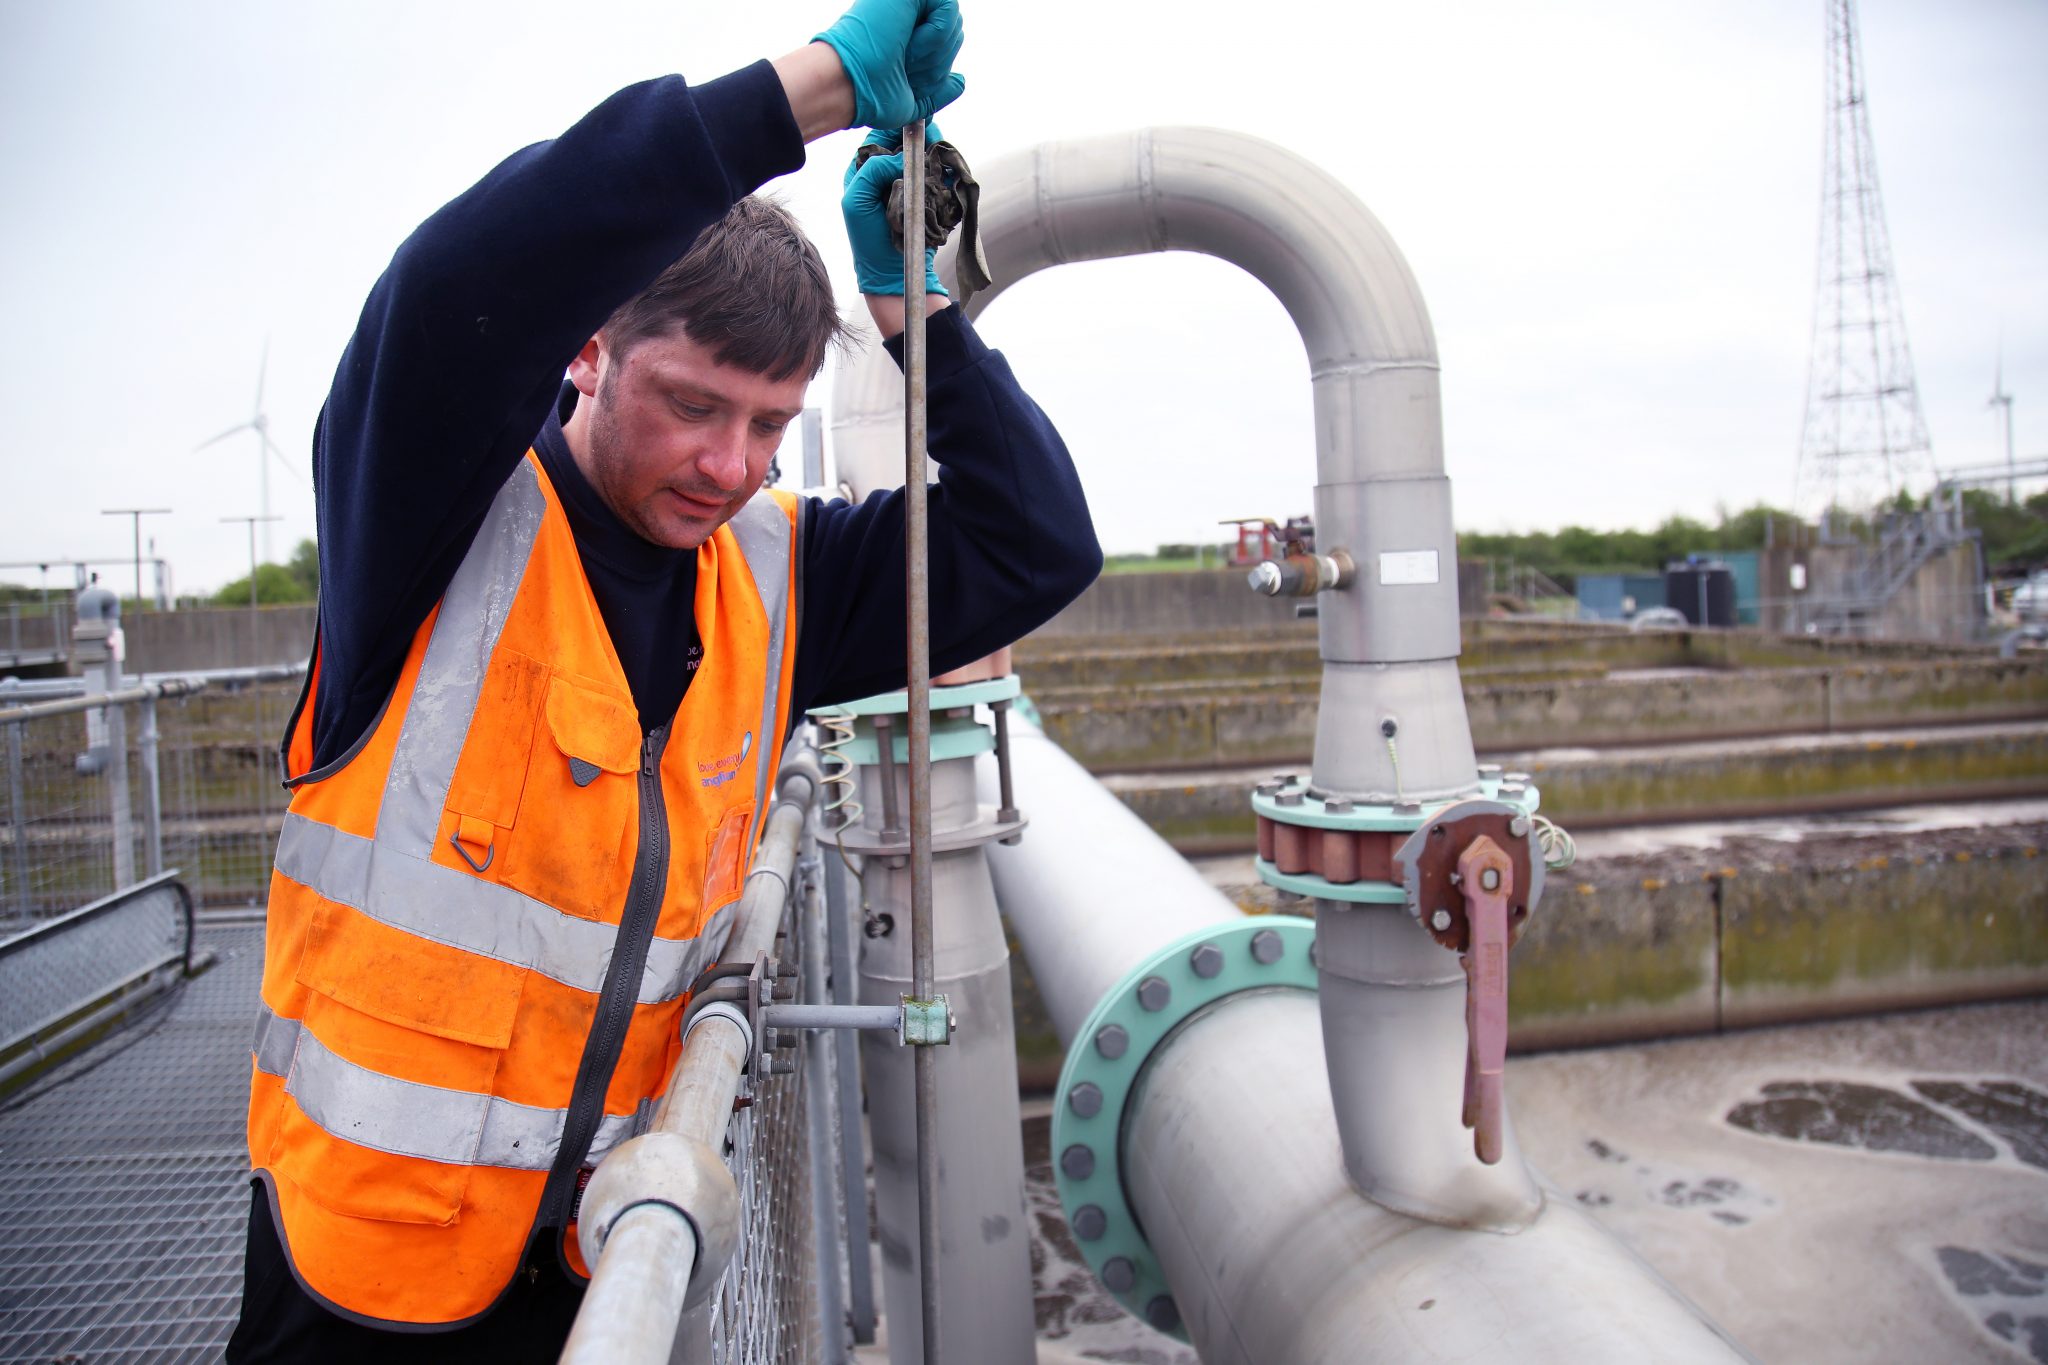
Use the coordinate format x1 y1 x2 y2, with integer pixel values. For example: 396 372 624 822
897 994 953 1047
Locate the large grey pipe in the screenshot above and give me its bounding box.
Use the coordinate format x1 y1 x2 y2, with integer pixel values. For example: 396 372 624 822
978 724 1751 1364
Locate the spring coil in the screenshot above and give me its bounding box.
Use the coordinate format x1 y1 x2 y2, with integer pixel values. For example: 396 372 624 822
1531 813 1577 870
814 710 863 828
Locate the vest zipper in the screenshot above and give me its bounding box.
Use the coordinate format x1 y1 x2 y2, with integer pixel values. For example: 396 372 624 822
535 723 672 1233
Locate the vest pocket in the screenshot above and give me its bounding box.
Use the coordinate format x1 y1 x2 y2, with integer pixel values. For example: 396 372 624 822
272 898 524 1225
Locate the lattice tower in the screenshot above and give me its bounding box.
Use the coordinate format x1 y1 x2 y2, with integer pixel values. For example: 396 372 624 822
1793 0 1937 520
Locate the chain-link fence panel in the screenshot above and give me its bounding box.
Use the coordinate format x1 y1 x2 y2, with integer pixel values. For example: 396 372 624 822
155 679 297 911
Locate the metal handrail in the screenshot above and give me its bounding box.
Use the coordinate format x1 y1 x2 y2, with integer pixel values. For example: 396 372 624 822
560 751 822 1364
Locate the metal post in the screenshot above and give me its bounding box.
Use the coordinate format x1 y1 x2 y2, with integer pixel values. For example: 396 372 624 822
799 846 851 1359
8 604 17 659
106 697 134 890
824 844 878 1342
4 722 22 922
139 694 164 878
900 115 942 1365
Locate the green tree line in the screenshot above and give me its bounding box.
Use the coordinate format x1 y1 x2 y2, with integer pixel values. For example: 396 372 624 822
212 538 320 607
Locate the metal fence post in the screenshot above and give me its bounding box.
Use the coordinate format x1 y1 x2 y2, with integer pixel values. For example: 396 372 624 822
798 839 851 1360
4 721 22 923
106 697 135 891
824 843 877 1344
139 694 164 878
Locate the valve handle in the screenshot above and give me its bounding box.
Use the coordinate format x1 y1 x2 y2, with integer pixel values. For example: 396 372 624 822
1455 834 1514 1165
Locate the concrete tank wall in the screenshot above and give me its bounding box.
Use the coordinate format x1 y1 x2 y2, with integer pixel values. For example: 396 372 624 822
122 606 316 675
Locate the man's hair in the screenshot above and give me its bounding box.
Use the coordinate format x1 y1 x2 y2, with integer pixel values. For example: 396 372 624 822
601 196 849 382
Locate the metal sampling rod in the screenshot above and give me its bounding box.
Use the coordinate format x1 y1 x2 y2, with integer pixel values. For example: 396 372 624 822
899 116 942 1365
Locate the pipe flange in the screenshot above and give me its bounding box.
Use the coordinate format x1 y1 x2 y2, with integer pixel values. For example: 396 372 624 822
1051 916 1317 1339
1252 774 1541 905
576 1131 741 1309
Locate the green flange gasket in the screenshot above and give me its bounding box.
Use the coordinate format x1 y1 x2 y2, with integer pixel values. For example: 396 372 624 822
1249 776 1542 904
1050 915 1318 1338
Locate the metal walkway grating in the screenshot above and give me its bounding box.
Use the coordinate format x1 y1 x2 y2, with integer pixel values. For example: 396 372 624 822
0 924 262 1362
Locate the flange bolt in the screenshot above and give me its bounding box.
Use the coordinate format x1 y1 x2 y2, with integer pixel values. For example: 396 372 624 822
1250 929 1285 964
1071 1204 1107 1241
1136 975 1172 1011
1146 1296 1182 1332
1068 1081 1104 1119
1509 814 1530 838
1190 942 1225 978
1060 1144 1096 1180
1094 1023 1129 1060
1430 909 1453 931
1102 1257 1137 1293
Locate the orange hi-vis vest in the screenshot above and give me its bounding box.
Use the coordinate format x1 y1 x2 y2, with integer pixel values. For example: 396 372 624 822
247 454 801 1326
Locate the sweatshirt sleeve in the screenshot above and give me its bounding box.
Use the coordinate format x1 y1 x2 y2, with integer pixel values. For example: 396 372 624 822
792 306 1103 715
308 62 805 765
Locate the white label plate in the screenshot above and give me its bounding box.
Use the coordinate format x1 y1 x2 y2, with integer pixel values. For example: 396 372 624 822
1378 550 1441 586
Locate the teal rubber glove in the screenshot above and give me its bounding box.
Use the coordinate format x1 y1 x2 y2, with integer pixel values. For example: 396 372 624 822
842 128 949 297
814 0 967 131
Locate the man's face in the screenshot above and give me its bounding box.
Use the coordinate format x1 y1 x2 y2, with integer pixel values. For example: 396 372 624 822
570 329 807 550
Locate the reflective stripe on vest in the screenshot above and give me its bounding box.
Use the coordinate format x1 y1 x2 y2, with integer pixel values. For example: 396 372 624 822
253 1006 655 1170
264 476 794 1175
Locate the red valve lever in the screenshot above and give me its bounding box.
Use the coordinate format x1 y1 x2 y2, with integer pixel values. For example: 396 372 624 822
1455 835 1514 1165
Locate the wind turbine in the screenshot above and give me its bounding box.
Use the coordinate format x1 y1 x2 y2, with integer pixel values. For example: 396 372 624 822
1990 343 2016 507
195 341 303 563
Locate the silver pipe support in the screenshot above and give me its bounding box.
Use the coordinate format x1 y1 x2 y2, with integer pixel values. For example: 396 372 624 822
768 1002 902 1031
799 853 851 1361
976 716 1238 1044
824 844 879 1342
1121 990 1751 1365
859 838 1035 1365
565 755 818 1365
900 114 944 1365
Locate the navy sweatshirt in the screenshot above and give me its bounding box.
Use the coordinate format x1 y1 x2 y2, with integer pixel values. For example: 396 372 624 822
307 60 1100 765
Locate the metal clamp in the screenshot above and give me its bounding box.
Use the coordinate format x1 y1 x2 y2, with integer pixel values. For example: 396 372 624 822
575 1130 740 1309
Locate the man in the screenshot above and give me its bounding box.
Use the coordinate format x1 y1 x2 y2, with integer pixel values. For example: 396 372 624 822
226 2 1099 1357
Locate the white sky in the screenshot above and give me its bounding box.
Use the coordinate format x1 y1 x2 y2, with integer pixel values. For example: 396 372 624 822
2 0 2043 595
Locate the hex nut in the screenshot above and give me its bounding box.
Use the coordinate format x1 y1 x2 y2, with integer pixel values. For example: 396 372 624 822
1478 763 1504 778
1146 1296 1182 1332
1250 929 1285 965
1189 943 1225 979
1102 1257 1137 1293
1068 1081 1104 1119
1276 790 1304 807
1094 1024 1129 1060
1508 815 1531 838
1136 975 1172 1012
1060 1144 1096 1180
1071 1204 1108 1241
1506 771 1532 785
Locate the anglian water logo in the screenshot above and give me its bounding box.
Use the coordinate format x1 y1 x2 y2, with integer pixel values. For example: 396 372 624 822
698 731 753 788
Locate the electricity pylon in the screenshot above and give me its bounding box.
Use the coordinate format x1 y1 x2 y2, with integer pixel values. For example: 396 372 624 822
1792 0 1936 522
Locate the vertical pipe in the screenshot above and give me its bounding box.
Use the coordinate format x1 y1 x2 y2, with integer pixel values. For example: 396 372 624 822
800 849 850 1358
825 845 878 1343
899 115 942 1365
139 694 164 878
